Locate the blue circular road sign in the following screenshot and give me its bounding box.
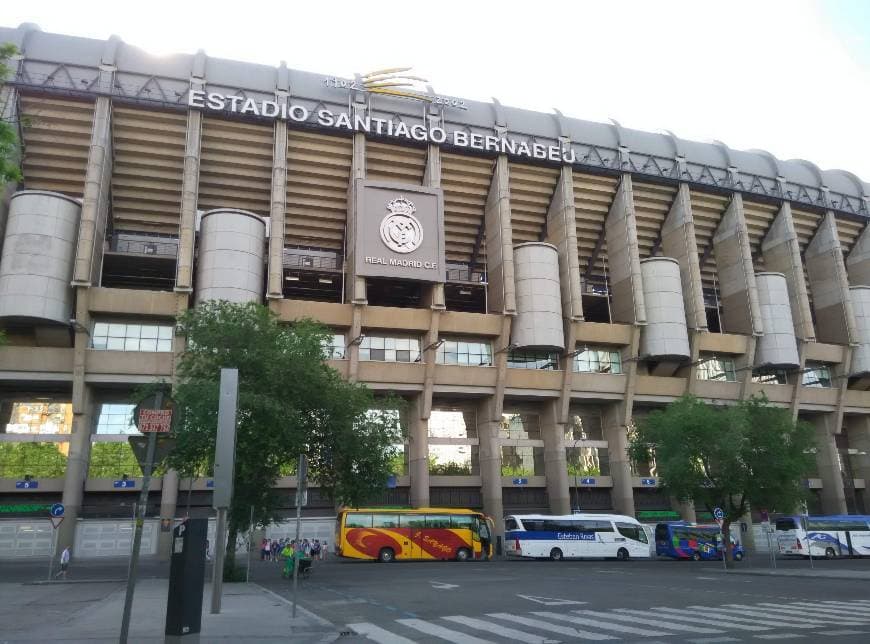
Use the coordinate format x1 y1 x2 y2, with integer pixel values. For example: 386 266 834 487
50 503 65 517
713 507 724 520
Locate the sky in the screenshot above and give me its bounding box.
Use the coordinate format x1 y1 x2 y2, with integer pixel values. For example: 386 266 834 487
5 0 870 182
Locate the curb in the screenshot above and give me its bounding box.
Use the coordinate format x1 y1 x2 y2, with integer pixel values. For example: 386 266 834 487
725 569 870 581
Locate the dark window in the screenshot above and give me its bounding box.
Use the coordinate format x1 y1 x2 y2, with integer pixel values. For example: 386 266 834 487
401 514 426 529
523 520 545 532
426 515 453 529
451 515 475 530
775 518 797 531
616 522 647 542
372 514 400 528
505 518 520 531
655 524 669 541
345 513 372 528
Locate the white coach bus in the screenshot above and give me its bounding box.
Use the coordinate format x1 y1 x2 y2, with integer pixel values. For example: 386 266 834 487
504 513 651 561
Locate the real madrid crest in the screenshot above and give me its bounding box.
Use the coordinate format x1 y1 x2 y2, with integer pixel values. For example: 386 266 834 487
380 196 423 254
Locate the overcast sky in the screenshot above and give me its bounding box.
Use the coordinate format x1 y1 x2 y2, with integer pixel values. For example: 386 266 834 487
6 0 870 182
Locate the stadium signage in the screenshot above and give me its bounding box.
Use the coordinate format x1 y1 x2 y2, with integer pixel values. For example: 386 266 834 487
187 91 577 163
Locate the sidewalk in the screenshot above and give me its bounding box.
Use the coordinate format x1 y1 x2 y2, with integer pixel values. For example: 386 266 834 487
0 578 339 643
727 567 870 580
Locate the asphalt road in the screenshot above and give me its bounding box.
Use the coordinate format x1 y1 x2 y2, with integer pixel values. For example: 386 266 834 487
254 557 870 643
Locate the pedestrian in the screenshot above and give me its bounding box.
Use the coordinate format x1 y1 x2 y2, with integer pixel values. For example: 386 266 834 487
263 538 271 561
280 541 294 578
55 546 70 579
321 541 328 560
302 538 311 557
205 539 212 562
311 539 321 561
272 540 280 562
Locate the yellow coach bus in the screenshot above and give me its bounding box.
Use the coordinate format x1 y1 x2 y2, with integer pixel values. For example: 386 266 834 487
335 507 494 562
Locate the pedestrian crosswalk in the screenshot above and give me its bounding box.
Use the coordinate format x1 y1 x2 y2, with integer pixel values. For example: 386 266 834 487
347 599 870 642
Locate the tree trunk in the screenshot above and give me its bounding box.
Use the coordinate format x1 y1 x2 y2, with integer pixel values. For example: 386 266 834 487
722 518 733 569
224 524 238 581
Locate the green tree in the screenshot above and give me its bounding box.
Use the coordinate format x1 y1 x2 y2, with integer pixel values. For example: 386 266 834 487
166 301 400 578
0 442 66 478
1 43 23 186
628 394 815 563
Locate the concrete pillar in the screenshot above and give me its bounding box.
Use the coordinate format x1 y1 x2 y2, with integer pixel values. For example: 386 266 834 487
541 399 570 514
157 469 179 559
671 497 696 522
603 326 642 517
58 373 95 554
761 202 815 341
478 316 511 538
266 118 288 300
484 155 516 314
423 121 446 311
545 164 584 322
175 53 205 292
605 174 646 324
846 415 870 486
408 395 429 508
846 220 870 286
345 99 368 306
805 212 857 345
660 184 706 332
0 85 21 256
713 194 763 336
71 96 112 286
812 414 848 514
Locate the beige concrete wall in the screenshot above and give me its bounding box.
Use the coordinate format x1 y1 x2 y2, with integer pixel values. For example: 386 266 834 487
0 347 74 373
88 288 177 317
574 321 633 345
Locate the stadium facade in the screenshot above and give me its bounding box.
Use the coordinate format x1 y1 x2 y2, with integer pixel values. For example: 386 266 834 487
1 23 870 558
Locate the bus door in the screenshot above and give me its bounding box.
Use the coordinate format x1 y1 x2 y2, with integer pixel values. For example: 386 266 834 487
401 514 425 559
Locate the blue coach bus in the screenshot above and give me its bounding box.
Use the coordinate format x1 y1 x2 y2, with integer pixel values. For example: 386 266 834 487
655 522 745 561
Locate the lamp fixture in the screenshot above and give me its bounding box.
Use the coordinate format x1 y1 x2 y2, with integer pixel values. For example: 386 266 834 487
347 333 366 347
423 339 445 352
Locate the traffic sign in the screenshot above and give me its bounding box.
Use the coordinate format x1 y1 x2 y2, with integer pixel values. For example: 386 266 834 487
15 480 38 489
114 480 136 489
580 477 596 485
206 479 214 488
713 507 725 520
50 503 64 517
512 477 528 485
49 516 64 530
138 408 172 433
386 474 397 489
640 478 656 486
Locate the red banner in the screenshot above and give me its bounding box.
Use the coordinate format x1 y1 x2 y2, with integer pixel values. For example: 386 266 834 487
138 409 172 433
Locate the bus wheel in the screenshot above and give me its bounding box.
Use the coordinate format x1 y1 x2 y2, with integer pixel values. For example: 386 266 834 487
734 552 743 562
456 548 471 562
378 548 395 563
825 547 836 560
616 548 630 561
549 548 563 561
691 552 702 561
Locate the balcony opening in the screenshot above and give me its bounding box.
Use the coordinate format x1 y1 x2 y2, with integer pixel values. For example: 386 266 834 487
444 263 487 313
703 286 723 333
282 247 343 303
366 278 423 309
582 275 611 323
101 231 178 291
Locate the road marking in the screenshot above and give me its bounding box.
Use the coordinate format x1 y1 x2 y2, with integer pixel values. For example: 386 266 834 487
537 611 669 637
754 635 804 640
629 607 772 632
696 576 718 580
687 638 741 644
397 618 495 643
685 606 819 629
488 613 616 640
347 622 416 644
790 601 870 617
517 594 586 606
575 610 722 634
823 630 868 636
720 604 860 626
429 581 460 590
752 602 870 624
442 615 558 644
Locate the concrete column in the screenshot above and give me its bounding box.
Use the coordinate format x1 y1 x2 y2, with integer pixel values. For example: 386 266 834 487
713 194 763 336
174 56 205 292
738 336 759 400
812 414 848 514
345 99 367 305
71 96 112 286
423 125 445 310
806 212 857 345
478 316 511 538
545 164 584 322
660 184 706 331
846 415 870 486
790 340 808 421
266 118 289 300
846 220 870 286
603 326 642 516
541 399 570 515
347 307 362 382
157 469 179 559
671 497 696 522
59 293 95 553
484 155 516 314
761 202 815 341
606 174 646 325
408 395 429 508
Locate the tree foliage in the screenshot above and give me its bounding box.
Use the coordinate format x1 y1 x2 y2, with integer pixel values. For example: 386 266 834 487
1 43 23 186
0 442 67 478
628 394 815 562
165 301 401 574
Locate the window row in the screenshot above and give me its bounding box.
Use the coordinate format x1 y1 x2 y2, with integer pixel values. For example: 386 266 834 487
92 322 173 352
344 513 478 530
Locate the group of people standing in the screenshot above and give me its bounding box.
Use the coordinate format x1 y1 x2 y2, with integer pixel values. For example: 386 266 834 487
261 537 326 578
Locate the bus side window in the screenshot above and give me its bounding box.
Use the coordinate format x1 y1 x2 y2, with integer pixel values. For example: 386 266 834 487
616 522 645 542
504 518 519 531
372 514 399 528
451 515 475 530
345 513 373 528
401 514 426 530
426 515 452 529
775 518 797 531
